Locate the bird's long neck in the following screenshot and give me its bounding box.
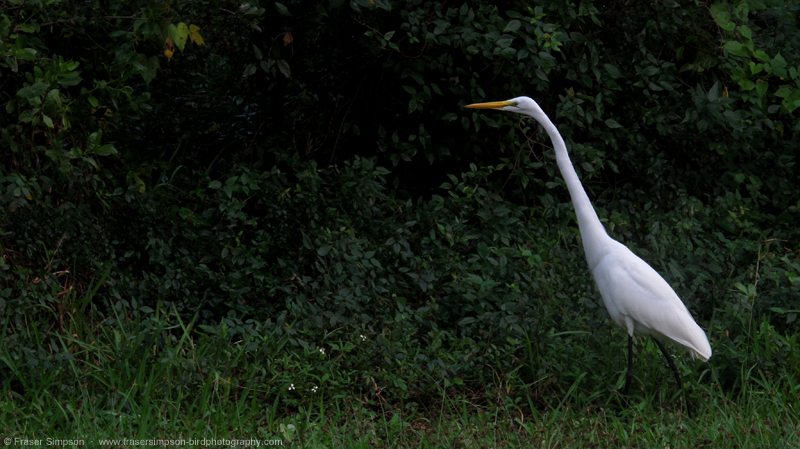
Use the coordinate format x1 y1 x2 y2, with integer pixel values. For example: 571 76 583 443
538 118 610 270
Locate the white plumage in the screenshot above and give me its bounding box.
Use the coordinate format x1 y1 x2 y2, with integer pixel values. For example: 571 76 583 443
591 240 711 361
466 96 711 414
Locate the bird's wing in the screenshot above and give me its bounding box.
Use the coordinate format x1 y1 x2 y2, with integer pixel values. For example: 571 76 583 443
592 243 711 361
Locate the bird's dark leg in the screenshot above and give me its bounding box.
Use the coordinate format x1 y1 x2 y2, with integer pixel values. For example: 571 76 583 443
653 337 692 418
622 334 634 396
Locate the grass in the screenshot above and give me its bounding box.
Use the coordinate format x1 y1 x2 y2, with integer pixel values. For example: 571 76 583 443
1 292 799 447
2 370 798 448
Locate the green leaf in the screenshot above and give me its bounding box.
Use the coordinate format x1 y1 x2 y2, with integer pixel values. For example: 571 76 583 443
318 245 332 256
408 98 418 113
209 180 222 189
500 47 516 58
770 54 788 78
19 110 34 122
277 59 291 78
570 32 587 44
753 50 770 62
749 62 763 75
45 149 63 161
604 118 622 128
19 48 37 61
755 79 767 98
708 82 721 102
243 6 262 16
734 1 749 20
42 114 54 128
374 0 392 10
604 64 621 79
535 69 548 81
774 86 792 98
739 79 755 91
709 2 735 31
477 242 489 258
58 72 82 87
782 88 800 113
82 156 99 170
275 2 292 16
44 89 61 109
138 56 160 85
503 20 521 33
736 25 752 39
170 22 189 52
723 41 748 57
17 82 49 99
95 144 118 156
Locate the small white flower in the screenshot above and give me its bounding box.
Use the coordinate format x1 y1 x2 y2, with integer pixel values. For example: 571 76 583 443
311 386 318 393
288 383 295 390
319 348 325 355
360 334 366 341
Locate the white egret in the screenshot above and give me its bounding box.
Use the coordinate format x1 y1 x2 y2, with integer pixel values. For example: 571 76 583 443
466 97 711 416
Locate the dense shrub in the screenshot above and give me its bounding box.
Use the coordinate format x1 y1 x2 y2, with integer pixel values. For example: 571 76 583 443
1 0 799 407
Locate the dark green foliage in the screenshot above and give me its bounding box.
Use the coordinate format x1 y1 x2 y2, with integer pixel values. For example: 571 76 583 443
1 0 799 421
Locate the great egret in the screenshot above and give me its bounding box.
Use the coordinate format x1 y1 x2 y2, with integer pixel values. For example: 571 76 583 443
466 97 711 416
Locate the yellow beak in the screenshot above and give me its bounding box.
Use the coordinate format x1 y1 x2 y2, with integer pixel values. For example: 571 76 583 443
465 100 515 109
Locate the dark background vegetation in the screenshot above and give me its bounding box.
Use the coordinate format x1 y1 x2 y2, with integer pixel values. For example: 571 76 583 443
1 0 799 419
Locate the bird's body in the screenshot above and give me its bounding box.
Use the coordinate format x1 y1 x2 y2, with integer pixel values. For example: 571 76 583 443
591 239 711 361
466 96 711 414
